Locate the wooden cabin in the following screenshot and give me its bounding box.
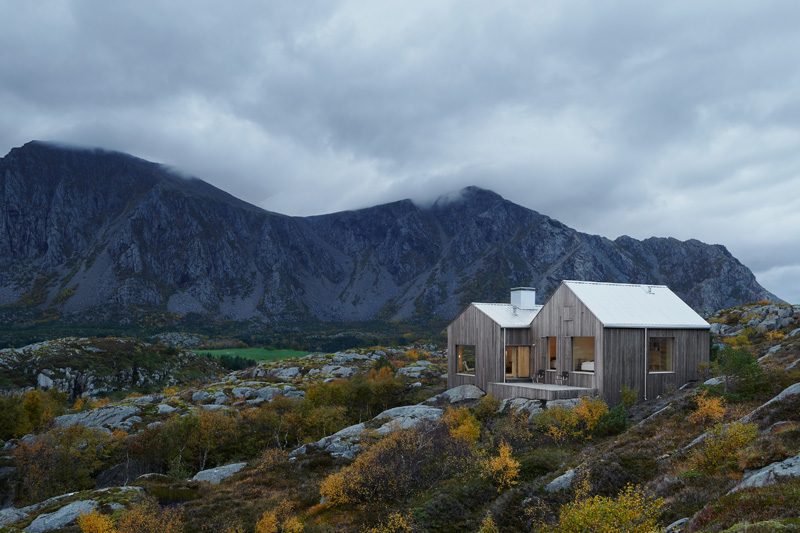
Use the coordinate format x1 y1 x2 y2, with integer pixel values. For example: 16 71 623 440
447 287 542 393
447 281 711 404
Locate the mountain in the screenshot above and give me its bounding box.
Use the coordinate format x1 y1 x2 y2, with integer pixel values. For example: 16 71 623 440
0 141 779 325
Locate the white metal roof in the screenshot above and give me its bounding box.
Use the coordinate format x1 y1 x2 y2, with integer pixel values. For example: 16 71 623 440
563 280 710 329
473 302 542 328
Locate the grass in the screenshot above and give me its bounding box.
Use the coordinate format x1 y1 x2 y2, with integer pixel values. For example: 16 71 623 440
199 348 313 361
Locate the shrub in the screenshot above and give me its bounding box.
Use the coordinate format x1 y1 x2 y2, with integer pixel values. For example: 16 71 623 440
765 331 785 342
472 394 501 422
217 354 257 371
594 404 629 437
442 407 481 443
319 421 476 506
366 512 414 533
494 409 534 448
728 335 751 347
620 386 638 408
714 347 768 398
115 499 183 533
551 484 664 533
255 501 303 533
13 426 109 505
537 396 610 443
482 441 520 492
476 514 500 533
77 511 115 533
693 422 758 475
689 390 726 427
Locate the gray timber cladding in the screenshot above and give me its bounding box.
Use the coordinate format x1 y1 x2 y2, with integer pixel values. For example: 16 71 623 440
447 281 710 404
531 283 603 391
600 328 709 405
447 304 504 389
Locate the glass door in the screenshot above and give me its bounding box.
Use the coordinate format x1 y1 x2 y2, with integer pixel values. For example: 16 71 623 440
505 346 531 378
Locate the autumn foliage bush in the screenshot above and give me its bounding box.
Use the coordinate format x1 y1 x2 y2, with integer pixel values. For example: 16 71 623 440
689 390 726 427
13 425 120 505
78 500 183 533
0 389 66 440
482 441 520 492
255 500 303 533
319 420 477 506
76 511 115 533
550 483 664 533
692 421 758 475
534 396 618 443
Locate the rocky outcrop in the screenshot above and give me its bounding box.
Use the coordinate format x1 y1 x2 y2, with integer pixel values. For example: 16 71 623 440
544 468 576 492
708 303 800 337
729 453 800 493
424 384 486 405
53 405 141 430
685 382 800 451
0 142 779 327
26 500 98 532
0 337 222 398
192 462 247 484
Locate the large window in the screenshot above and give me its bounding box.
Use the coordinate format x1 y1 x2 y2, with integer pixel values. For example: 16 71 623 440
505 346 531 378
572 337 595 372
649 337 674 372
457 345 476 375
547 337 557 370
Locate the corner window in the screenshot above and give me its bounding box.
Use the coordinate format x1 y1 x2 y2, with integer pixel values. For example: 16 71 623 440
547 337 557 370
572 337 595 372
457 345 476 375
649 337 674 372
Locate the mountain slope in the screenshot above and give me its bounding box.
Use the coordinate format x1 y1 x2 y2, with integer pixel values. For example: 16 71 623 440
0 141 779 325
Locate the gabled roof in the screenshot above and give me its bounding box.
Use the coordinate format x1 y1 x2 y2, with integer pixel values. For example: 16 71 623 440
473 302 542 328
563 280 710 329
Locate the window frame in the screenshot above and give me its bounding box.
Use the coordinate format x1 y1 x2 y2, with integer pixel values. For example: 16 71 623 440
648 336 675 374
571 336 595 374
456 344 476 375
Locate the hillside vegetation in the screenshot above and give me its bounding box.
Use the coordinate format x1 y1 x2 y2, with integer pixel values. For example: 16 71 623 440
0 302 799 532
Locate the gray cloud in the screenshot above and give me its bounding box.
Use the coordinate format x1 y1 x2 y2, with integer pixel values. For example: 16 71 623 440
1 0 798 303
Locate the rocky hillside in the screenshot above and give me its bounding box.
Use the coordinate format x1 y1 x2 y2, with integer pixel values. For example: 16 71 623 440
0 327 799 531
0 141 779 326
0 337 223 398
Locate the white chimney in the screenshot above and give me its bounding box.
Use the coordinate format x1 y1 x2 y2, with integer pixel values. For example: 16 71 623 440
510 287 536 309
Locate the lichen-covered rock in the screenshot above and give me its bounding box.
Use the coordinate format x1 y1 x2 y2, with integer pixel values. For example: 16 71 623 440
425 384 485 405
310 423 367 459
254 386 283 400
26 499 98 532
53 405 141 430
192 462 247 484
729 452 800 493
269 367 301 380
374 405 443 433
232 387 255 399
547 398 581 409
544 469 576 492
156 403 177 414
499 397 543 417
192 391 210 402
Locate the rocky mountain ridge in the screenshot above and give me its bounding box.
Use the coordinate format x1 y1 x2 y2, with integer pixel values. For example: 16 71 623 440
0 141 779 326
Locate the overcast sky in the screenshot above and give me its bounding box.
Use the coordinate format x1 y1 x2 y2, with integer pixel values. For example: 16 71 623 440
1 1 799 304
